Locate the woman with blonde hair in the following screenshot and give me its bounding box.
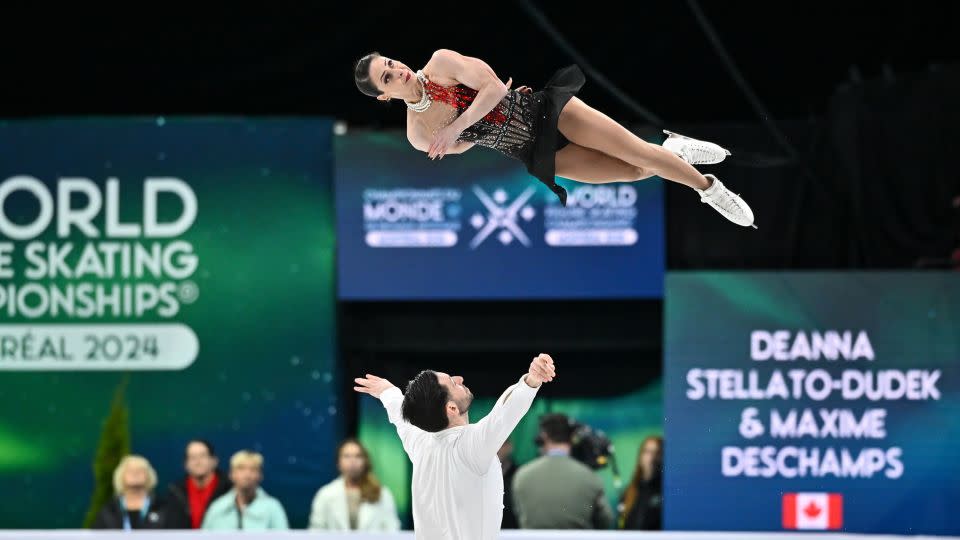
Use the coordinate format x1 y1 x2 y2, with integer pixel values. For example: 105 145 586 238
309 438 400 531
93 455 175 530
202 450 289 530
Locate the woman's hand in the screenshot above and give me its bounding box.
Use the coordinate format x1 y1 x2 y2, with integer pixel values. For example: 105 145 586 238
428 124 464 160
516 85 533 94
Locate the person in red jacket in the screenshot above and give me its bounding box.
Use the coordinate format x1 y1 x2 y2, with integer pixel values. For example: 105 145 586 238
166 440 233 528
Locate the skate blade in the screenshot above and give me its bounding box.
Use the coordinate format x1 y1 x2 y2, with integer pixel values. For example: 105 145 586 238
663 129 693 140
664 129 733 157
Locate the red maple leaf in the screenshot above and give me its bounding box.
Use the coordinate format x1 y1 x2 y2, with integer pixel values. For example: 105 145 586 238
803 501 822 519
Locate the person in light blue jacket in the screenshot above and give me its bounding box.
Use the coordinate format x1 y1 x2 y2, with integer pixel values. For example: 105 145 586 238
202 450 288 530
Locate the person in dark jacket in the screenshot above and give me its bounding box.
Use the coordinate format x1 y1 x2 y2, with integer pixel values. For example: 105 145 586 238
93 455 177 530
165 439 233 529
618 435 663 530
498 440 520 529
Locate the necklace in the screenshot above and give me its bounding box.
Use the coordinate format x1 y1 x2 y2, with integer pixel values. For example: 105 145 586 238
405 70 432 113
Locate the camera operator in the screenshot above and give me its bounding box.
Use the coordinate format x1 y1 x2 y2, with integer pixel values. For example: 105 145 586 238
511 413 613 529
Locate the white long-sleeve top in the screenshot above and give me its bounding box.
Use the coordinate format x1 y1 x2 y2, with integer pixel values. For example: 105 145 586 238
378 374 540 540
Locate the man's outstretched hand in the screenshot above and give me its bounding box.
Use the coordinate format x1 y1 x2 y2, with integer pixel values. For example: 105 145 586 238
524 353 556 388
354 374 396 398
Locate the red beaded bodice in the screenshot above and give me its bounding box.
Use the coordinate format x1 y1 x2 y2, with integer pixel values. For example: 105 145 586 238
423 80 509 125
418 77 539 163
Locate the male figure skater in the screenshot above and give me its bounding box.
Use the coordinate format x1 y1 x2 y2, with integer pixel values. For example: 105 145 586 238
354 353 556 540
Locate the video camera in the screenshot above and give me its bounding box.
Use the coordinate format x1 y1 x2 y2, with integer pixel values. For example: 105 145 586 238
570 421 615 471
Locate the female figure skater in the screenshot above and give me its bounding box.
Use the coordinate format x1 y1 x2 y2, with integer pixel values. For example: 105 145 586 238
353 49 755 227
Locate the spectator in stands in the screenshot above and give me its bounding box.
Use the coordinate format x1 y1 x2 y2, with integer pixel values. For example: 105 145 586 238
166 439 232 529
511 414 613 529
308 438 401 531
618 435 663 530
93 455 176 530
499 440 519 529
202 450 289 530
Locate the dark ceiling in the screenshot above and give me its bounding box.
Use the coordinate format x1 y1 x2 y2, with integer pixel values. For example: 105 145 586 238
1 1 956 127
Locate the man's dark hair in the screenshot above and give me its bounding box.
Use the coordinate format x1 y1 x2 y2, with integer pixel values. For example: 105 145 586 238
354 52 383 97
539 413 574 444
185 439 216 459
401 370 450 432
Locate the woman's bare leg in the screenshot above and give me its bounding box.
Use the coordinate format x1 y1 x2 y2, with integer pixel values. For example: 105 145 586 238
554 98 757 227
554 142 656 183
557 97 711 190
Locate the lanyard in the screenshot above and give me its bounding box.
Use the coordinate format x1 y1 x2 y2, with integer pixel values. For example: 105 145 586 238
119 495 151 531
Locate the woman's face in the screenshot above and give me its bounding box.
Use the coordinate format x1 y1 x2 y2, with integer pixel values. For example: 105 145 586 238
338 442 367 480
639 439 662 473
123 464 148 490
368 56 416 100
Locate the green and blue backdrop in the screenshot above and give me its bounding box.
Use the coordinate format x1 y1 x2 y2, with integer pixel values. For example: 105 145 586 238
0 118 340 528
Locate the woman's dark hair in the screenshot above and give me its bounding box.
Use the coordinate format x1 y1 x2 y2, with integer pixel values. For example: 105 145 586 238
401 370 450 432
185 439 216 459
337 438 382 503
354 52 383 97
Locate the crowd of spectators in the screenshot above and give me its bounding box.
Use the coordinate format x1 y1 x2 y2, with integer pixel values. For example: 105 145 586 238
93 418 662 532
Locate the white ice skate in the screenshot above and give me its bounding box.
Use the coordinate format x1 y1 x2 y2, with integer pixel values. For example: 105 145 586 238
696 174 756 228
662 129 731 165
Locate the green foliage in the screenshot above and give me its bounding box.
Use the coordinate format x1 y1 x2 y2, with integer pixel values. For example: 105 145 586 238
81 375 131 528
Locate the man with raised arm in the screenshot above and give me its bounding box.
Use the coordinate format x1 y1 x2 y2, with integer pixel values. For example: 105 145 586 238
353 353 556 540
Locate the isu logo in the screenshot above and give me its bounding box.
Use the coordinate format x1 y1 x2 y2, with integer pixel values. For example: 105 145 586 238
782 493 842 530
468 186 536 249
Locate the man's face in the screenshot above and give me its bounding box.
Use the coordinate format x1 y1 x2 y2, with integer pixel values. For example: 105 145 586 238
185 442 217 478
230 461 262 491
436 372 473 417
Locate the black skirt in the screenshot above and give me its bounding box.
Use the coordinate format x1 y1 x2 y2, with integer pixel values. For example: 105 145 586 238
525 64 586 206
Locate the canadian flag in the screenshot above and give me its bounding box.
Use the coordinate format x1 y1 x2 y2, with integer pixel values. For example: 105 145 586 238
782 493 842 530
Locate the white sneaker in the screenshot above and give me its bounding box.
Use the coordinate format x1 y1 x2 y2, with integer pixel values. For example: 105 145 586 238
695 174 757 228
662 130 731 165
